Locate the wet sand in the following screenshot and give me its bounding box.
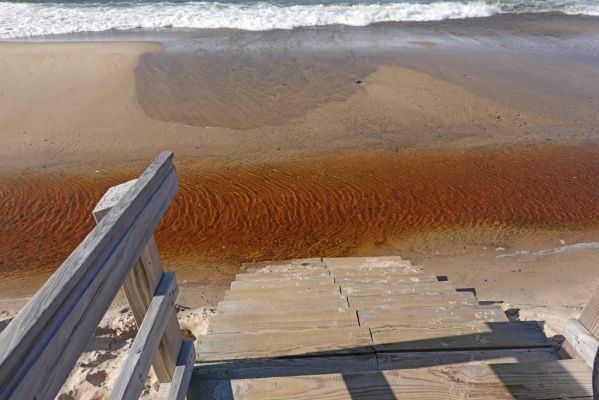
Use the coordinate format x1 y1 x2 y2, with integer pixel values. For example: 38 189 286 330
2 14 599 320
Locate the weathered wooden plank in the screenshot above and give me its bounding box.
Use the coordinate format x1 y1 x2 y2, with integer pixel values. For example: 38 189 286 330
109 272 179 400
190 355 379 400
167 339 196 400
376 348 558 370
341 281 456 296
224 284 341 300
94 181 181 383
242 259 324 272
0 152 177 400
358 304 508 328
235 269 330 282
372 321 550 351
229 359 591 400
334 274 438 284
230 276 335 290
208 309 358 333
217 295 349 314
564 318 599 368
193 354 378 381
197 327 373 362
329 266 422 276
578 285 599 339
323 256 410 268
348 292 478 308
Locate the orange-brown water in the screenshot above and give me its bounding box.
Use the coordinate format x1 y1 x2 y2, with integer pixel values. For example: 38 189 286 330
2 145 599 285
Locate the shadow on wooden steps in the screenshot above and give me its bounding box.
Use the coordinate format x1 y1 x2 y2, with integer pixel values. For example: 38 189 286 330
190 327 591 399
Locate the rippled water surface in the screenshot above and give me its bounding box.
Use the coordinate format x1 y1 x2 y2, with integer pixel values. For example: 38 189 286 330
1 145 599 283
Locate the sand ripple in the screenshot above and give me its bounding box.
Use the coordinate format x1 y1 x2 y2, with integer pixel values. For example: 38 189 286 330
1 145 599 280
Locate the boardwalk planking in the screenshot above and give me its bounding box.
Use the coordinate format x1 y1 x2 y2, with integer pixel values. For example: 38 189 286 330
235 269 330 282
230 276 335 290
334 274 438 284
348 292 478 308
224 284 341 300
371 321 550 351
217 295 348 314
229 359 592 400
341 281 456 296
197 327 373 362
208 309 358 333
358 304 509 327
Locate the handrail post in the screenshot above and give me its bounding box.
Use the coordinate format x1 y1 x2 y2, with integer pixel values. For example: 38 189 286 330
94 179 182 383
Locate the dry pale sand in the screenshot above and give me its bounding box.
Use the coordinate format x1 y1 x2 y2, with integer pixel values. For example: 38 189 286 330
2 17 599 399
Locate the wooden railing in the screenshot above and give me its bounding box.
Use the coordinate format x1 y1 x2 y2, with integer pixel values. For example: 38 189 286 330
0 151 195 400
563 286 599 397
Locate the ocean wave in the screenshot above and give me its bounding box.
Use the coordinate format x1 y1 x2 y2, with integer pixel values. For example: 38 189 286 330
0 1 500 38
1 0 599 39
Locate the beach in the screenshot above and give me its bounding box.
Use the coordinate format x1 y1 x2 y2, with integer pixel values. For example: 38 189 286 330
2 13 599 397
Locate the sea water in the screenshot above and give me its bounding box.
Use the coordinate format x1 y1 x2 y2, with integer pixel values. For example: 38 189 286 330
0 0 598 39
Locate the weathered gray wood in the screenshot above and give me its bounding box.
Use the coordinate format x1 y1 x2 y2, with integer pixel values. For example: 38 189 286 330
235 269 330 282
0 151 177 400
190 355 379 400
167 339 196 400
230 276 335 290
193 354 378 381
323 256 410 268
197 327 373 362
579 286 599 339
341 281 456 296
224 284 341 300
229 359 591 400
358 304 508 328
242 259 324 273
217 295 349 314
329 266 423 276
564 318 599 368
371 321 550 351
348 292 478 308
376 348 558 370
94 181 182 383
110 272 179 400
334 274 438 284
208 309 357 333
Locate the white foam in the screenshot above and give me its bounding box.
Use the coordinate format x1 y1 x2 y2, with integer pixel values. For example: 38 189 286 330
0 1 500 39
496 241 599 258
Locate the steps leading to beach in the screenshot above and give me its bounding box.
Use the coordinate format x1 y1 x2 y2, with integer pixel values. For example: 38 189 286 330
190 256 593 399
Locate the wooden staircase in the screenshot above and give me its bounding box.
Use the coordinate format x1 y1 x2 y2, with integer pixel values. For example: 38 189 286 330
191 256 593 399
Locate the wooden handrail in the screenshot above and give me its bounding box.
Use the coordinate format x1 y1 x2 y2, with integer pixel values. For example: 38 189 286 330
94 179 183 383
0 152 194 400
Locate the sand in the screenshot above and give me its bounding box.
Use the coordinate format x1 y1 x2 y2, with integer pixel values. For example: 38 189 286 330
2 14 599 399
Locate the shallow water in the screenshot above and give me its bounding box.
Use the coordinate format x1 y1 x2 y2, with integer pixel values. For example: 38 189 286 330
1 145 599 285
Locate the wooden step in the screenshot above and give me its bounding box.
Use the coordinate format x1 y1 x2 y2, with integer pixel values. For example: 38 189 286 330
230 275 335 290
328 266 422 277
371 321 550 351
224 284 341 300
358 304 508 328
196 327 373 362
235 269 329 282
348 292 478 308
323 256 409 267
376 348 558 370
189 355 379 400
334 274 438 284
228 359 592 399
341 281 456 296
242 258 323 271
217 295 349 314
207 309 358 333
